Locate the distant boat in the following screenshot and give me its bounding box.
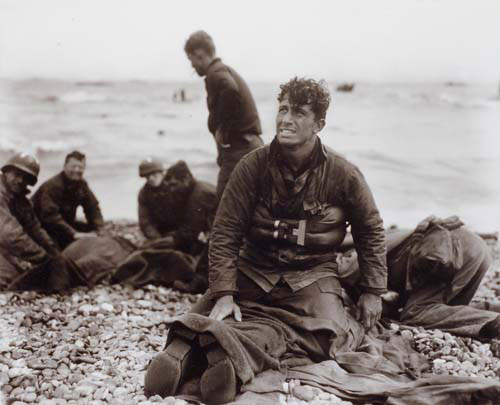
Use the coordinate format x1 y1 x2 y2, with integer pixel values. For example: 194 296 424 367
336 83 355 92
444 81 466 87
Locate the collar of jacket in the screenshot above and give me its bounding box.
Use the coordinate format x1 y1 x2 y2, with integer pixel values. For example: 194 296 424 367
268 135 327 174
61 171 85 188
205 57 223 76
144 179 169 193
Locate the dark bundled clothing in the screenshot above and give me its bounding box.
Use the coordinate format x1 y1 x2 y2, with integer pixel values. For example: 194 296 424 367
138 181 176 239
111 237 201 289
205 58 262 146
339 216 499 338
208 137 387 299
138 161 216 256
31 172 104 248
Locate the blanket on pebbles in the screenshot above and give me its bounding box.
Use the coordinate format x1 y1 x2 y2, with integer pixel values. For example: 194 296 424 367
165 301 500 405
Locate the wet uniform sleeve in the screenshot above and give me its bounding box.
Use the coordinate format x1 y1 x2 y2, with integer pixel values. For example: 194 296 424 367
208 154 260 299
36 185 77 242
82 183 104 230
0 197 49 265
138 190 161 239
345 166 388 295
16 198 59 256
213 72 242 144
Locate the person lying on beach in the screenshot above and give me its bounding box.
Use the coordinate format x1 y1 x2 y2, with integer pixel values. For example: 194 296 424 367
338 215 500 339
0 152 72 291
32 150 104 249
184 30 264 206
144 77 388 404
131 158 216 292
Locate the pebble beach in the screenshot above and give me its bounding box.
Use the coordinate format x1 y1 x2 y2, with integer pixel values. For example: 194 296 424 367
0 221 498 405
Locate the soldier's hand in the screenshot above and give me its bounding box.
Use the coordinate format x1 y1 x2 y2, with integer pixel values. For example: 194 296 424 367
356 292 382 331
209 295 242 322
74 231 97 239
215 128 231 149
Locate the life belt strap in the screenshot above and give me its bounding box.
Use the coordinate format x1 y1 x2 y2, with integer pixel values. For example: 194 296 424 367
249 205 347 249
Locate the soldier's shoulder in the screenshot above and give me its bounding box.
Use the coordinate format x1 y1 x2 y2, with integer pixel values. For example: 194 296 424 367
239 143 270 165
41 172 64 188
323 145 359 173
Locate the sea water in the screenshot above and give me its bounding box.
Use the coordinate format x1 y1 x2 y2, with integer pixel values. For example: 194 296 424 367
1 79 499 232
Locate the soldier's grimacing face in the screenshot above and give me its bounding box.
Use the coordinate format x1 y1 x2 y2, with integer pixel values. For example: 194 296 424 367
146 171 164 188
64 158 86 181
276 97 322 149
3 168 30 194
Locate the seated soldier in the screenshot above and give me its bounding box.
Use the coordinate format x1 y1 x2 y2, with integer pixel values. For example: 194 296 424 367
131 158 216 292
32 150 104 249
137 156 170 239
0 152 72 291
145 78 387 403
338 215 500 338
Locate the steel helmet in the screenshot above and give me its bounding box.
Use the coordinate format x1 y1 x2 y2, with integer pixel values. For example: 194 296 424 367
1 152 40 185
139 156 165 177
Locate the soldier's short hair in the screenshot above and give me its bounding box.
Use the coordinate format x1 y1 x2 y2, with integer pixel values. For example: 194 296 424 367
184 30 216 57
277 77 331 121
65 150 86 163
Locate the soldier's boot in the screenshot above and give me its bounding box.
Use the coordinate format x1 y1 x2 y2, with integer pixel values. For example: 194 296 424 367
144 328 196 397
199 333 237 404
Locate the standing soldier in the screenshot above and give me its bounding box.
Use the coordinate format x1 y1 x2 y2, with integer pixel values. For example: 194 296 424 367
184 31 264 204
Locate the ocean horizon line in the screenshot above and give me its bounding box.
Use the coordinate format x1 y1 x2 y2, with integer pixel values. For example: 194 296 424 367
1 76 498 87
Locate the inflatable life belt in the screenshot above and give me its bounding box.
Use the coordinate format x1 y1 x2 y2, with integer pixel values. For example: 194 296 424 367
248 205 347 250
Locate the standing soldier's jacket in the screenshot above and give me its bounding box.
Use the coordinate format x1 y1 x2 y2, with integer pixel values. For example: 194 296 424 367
31 172 104 244
138 162 216 255
205 58 262 146
0 174 59 287
208 138 388 298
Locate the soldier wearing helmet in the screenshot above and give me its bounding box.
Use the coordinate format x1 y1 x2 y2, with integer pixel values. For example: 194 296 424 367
0 152 71 291
32 150 104 249
138 157 215 246
137 156 170 239
133 158 216 293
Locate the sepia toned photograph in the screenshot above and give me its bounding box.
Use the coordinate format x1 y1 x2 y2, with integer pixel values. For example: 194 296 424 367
1 1 499 404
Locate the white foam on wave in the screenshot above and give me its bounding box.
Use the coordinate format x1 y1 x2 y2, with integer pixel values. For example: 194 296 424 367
0 136 85 156
0 136 17 153
34 138 86 154
439 93 490 109
60 91 107 103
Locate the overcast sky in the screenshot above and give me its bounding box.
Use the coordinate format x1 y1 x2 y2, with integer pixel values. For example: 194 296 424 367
1 0 499 82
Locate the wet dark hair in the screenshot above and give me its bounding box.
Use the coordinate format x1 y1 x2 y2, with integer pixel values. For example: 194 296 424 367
277 77 331 121
65 150 86 163
184 30 216 56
